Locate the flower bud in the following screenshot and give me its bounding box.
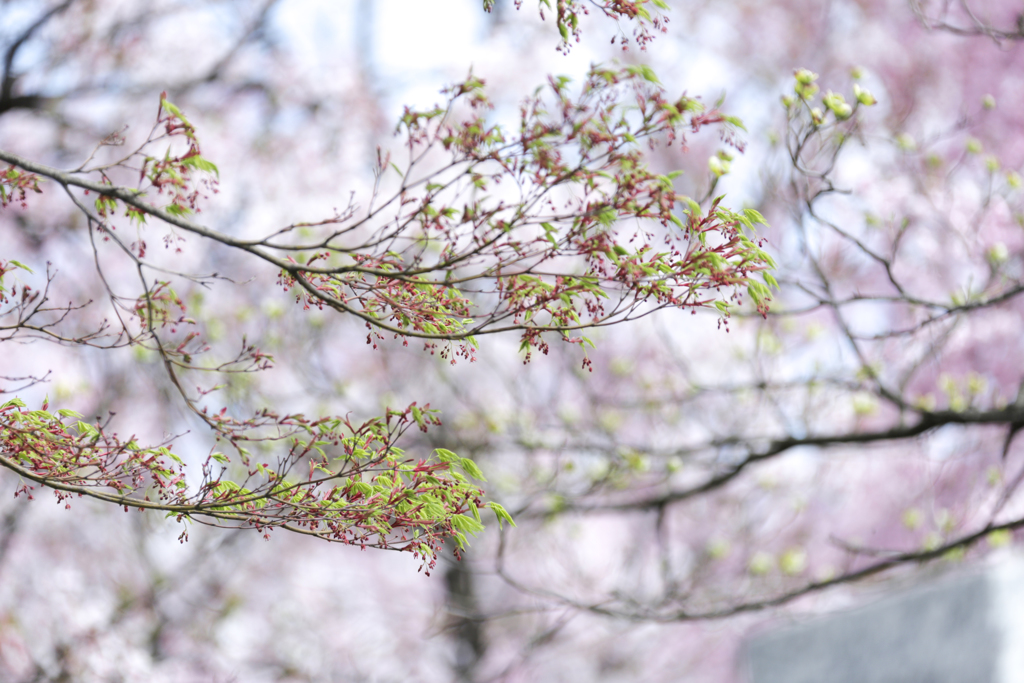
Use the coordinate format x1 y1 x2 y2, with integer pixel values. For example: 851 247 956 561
985 155 1000 172
983 94 996 110
1008 171 1022 189
902 508 923 530
708 156 729 177
748 551 774 576
780 94 796 109
794 68 818 85
853 84 877 106
987 242 1009 266
896 133 916 151
706 539 730 559
795 82 819 100
966 137 983 154
853 393 878 416
810 107 824 125
823 91 853 119
988 529 1012 547
780 548 808 575
850 66 864 80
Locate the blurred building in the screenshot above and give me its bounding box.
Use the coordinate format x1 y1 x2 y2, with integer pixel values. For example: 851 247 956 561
742 555 1024 683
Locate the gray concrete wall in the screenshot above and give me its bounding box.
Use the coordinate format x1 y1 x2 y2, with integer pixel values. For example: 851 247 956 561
742 556 1024 683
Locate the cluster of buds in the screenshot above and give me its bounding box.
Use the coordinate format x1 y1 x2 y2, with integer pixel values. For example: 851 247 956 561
793 68 819 100
0 165 42 208
853 83 877 106
781 68 876 127
708 150 734 177
822 91 853 120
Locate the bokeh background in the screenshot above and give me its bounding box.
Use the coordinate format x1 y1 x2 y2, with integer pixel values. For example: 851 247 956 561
2 1 1024 680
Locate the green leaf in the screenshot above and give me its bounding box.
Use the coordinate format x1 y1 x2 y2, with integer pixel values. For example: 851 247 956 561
450 514 485 534
161 99 182 117
487 502 516 529
541 222 559 246
75 420 98 438
435 448 459 463
743 208 768 226
631 64 661 84
181 155 220 177
165 204 192 217
460 457 487 482
160 98 192 127
352 481 374 496
724 115 747 131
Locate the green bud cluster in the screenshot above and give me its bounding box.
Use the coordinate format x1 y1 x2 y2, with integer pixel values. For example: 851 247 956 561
708 150 734 177
788 68 876 127
793 68 819 100
853 84 877 106
822 91 852 119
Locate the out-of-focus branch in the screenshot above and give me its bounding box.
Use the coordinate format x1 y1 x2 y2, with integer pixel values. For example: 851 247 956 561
540 404 1024 513
496 513 1024 622
910 0 1024 42
0 1 74 115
